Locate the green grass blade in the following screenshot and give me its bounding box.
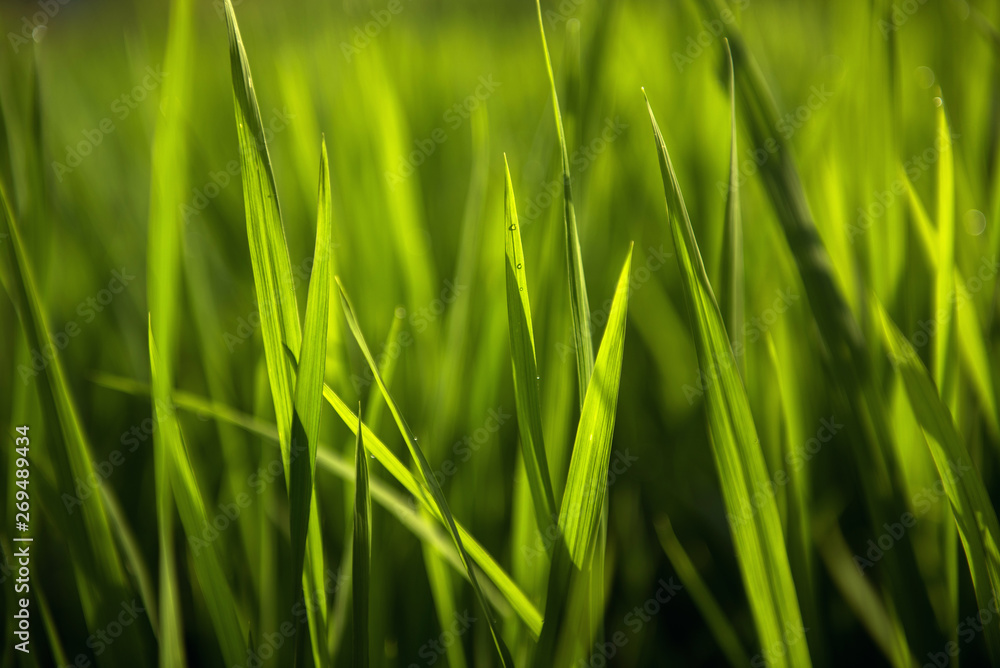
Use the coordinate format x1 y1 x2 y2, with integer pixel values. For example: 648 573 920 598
644 90 811 668
720 39 745 379
504 155 557 537
876 300 1000 662
932 93 956 399
223 0 301 464
336 279 515 666
288 138 334 668
353 410 371 668
557 245 632 567
534 0 594 402
149 325 246 667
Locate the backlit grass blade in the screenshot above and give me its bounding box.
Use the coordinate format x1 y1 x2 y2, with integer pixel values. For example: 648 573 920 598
644 90 811 668
504 155 557 536
353 411 371 668
902 173 999 438
876 300 1000 662
288 138 334 668
149 325 246 666
532 245 632 667
557 246 632 566
534 0 594 402
223 0 301 463
337 278 515 666
719 39 744 378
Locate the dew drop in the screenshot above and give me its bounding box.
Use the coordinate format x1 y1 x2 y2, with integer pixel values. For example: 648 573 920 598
516 263 522 269
509 224 516 230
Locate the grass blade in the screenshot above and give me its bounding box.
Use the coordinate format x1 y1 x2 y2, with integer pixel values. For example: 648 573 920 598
534 0 594 401
719 39 744 378
876 300 1000 662
288 138 334 667
504 154 557 537
644 89 811 668
353 410 371 668
337 278 515 666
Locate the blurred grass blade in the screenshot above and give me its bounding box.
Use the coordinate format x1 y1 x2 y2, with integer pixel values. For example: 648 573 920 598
931 93 956 400
876 300 1000 662
337 278 514 666
353 410 371 668
535 0 594 401
504 154 557 536
655 517 747 668
720 39 744 379
644 90 811 668
288 139 334 667
149 325 246 666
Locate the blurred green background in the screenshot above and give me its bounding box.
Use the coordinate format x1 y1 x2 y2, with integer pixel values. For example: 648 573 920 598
2 0 1000 666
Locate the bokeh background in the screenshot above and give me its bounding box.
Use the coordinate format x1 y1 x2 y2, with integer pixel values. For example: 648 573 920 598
1 0 1000 666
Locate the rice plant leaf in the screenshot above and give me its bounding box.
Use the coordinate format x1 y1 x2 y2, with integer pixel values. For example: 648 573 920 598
557 245 632 567
149 324 246 667
223 0 301 464
337 278 514 666
534 0 593 402
876 299 1000 662
644 90 811 668
719 39 744 379
353 410 371 668
504 154 557 537
288 138 334 668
